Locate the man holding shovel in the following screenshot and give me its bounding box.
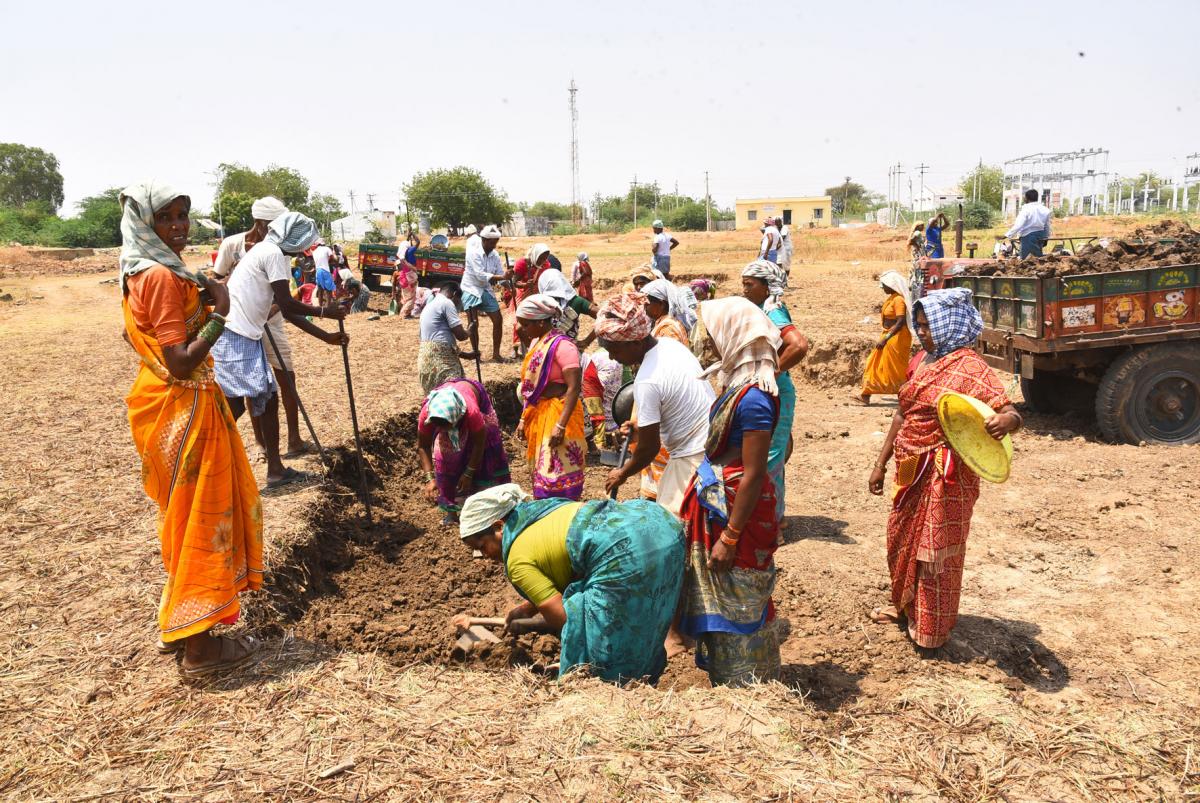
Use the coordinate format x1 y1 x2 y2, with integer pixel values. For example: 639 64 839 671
212 211 348 489
597 292 713 517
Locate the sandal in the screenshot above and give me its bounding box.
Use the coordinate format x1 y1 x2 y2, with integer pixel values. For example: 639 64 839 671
181 634 260 679
849 395 870 406
265 466 309 490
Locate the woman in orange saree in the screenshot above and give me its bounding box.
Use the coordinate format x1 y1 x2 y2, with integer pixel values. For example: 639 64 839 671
119 182 263 677
857 271 913 404
868 288 1022 649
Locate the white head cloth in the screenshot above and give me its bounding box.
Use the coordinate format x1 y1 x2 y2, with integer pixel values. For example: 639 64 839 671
479 224 501 239
695 296 781 395
538 269 575 304
516 293 561 320
459 483 531 539
251 196 288 221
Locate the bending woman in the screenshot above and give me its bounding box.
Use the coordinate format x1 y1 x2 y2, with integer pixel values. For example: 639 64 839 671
460 484 684 684
516 294 586 499
741 260 809 521
868 288 1022 649
858 270 913 404
119 182 262 678
679 296 784 686
417 380 511 520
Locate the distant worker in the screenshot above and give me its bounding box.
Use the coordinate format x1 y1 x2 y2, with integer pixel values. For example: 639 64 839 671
991 235 1013 259
651 219 679 277
759 216 781 263
312 238 337 305
460 224 508 362
418 282 478 393
924 212 949 259
907 222 926 262
777 221 793 273
1006 189 1052 259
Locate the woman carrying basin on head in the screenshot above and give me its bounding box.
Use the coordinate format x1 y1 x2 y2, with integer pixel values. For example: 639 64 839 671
867 288 1022 649
460 483 684 684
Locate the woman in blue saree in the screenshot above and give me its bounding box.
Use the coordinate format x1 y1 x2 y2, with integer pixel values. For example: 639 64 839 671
459 484 684 685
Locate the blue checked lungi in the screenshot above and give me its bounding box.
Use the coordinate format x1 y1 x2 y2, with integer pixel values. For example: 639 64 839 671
211 329 277 417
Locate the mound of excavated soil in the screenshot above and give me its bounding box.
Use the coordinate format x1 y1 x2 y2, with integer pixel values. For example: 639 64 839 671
962 219 1200 278
800 336 875 387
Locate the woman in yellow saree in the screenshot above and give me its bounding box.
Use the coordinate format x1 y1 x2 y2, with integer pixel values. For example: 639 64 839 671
858 271 913 404
119 182 263 678
516 294 586 499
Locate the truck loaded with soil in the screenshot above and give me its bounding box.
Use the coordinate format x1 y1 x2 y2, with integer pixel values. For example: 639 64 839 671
938 220 1200 445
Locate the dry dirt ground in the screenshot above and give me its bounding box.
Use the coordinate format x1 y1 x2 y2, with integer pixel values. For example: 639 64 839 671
1 222 1198 801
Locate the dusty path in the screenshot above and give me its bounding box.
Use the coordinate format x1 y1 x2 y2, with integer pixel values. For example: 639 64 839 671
0 228 1197 800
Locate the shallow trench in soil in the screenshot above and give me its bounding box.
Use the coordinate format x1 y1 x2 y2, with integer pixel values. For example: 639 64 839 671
264 378 573 675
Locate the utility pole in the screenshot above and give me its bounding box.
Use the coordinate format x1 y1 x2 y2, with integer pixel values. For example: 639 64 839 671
704 171 712 232
366 192 376 212
1143 175 1151 213
916 163 929 215
349 190 357 217
632 175 638 226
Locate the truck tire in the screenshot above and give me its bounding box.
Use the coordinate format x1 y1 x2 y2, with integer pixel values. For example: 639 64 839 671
1095 344 1200 445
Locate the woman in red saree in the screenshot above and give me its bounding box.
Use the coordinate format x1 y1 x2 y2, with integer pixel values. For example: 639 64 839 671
869 288 1022 648
678 297 784 685
119 182 263 677
511 243 552 354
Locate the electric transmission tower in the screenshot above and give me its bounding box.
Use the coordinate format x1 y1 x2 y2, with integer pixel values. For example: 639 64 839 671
569 79 581 225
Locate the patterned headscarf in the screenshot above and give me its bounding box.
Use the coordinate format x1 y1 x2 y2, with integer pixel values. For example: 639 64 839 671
595 292 653 342
689 278 715 300
914 288 983 358
516 293 561 320
459 483 530 540
265 211 319 254
537 269 575 304
425 387 467 448
630 264 657 286
741 259 787 313
118 181 198 292
694 296 781 395
643 278 696 332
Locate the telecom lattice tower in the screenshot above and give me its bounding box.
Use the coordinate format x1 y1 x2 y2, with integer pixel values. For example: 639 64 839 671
569 79 581 225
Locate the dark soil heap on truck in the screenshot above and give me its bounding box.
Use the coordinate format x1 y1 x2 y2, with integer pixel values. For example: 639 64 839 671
933 220 1200 445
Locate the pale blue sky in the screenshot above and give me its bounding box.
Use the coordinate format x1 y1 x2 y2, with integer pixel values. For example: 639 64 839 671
3 0 1198 215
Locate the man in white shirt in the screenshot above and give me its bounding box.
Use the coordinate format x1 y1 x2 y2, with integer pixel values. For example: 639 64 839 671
597 303 714 516
777 223 793 273
213 196 308 459
759 217 782 263
650 219 680 277
459 224 508 362
1005 189 1053 259
212 212 348 488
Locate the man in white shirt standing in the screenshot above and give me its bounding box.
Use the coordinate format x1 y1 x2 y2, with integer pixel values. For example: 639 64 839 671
212 212 348 488
460 224 508 362
759 217 781 263
213 196 308 459
650 219 679 277
596 293 714 516
1006 189 1053 259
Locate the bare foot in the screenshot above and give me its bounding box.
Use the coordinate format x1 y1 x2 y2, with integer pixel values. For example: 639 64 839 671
664 634 690 659
849 394 870 406
869 606 903 624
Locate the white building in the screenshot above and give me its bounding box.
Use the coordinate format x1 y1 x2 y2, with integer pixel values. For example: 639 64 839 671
331 210 397 241
914 186 965 214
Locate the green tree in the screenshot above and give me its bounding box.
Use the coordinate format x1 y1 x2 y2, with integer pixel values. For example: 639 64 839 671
665 201 709 231
214 191 255 234
404 166 514 233
527 200 572 220
0 143 64 211
302 192 345 235
74 188 123 246
825 177 874 217
958 164 1003 210
214 163 312 210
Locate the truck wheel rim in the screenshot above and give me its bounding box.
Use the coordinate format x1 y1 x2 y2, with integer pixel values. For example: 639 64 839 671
1136 370 1200 443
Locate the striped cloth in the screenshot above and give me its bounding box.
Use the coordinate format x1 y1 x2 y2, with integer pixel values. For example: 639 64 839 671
426 387 467 448
211 329 277 417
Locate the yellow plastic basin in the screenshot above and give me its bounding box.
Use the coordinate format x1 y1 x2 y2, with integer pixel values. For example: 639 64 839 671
935 392 1013 483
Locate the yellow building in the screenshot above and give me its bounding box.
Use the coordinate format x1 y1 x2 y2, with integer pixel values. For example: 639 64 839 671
735 196 833 229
